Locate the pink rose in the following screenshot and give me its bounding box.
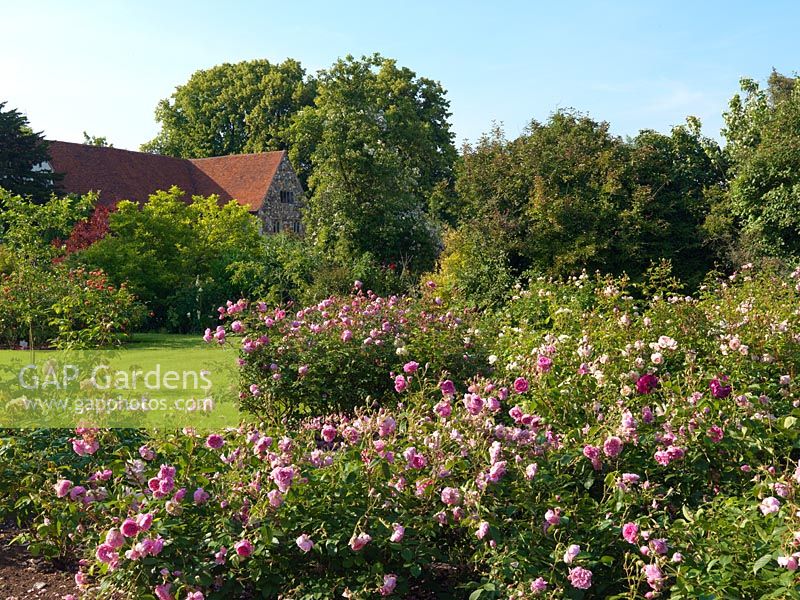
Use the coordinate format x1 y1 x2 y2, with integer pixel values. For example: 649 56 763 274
154 583 173 600
296 534 314 553
379 416 397 437
440 487 462 506
433 400 451 418
120 518 140 538
439 380 456 396
536 355 553 372
205 434 224 449
136 513 153 531
105 528 125 549
567 566 592 590
389 523 405 543
394 375 408 393
321 423 337 443
349 532 372 551
563 543 580 564
234 538 254 557
622 522 639 544
379 574 397 596
603 436 623 457
54 479 73 498
475 521 490 540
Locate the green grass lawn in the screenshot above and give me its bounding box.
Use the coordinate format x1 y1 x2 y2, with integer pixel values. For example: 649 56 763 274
0 333 242 428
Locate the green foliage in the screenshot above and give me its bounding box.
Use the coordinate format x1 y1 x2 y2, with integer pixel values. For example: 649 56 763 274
0 102 57 201
49 268 145 348
455 112 724 291
0 188 94 264
75 188 264 331
0 190 139 348
428 225 514 309
141 59 316 180
0 264 144 348
83 131 112 147
723 72 800 260
4 267 800 598
290 54 457 275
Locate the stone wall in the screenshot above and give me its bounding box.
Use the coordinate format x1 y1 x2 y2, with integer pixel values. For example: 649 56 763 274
257 153 306 235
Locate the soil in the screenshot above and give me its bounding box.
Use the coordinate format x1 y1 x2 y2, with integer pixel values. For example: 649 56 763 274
0 526 79 600
0 524 462 599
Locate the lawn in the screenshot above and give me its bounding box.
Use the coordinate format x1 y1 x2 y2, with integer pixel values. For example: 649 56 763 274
0 333 241 429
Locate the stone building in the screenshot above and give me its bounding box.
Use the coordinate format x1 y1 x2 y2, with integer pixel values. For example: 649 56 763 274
45 141 305 235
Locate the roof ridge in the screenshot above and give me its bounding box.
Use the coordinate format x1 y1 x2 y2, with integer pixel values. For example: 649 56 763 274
189 149 286 161
47 140 189 161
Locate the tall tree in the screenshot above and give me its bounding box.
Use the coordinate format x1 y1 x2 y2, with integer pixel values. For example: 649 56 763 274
83 131 112 147
624 118 726 284
456 111 723 285
0 102 56 201
723 72 800 259
141 59 316 170
290 54 457 272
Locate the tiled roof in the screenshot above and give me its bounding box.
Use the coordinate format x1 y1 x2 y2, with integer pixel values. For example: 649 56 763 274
47 141 285 211
190 152 283 211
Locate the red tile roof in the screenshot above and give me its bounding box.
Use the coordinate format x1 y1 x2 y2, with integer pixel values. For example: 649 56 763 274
47 141 285 211
190 152 283 211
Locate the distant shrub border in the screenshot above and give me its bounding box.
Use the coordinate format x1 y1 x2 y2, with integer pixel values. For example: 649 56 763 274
0 265 145 349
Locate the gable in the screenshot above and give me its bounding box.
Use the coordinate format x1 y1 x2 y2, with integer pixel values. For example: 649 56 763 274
190 152 283 211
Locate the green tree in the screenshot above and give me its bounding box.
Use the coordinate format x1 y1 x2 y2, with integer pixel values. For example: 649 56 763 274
83 131 112 147
290 54 457 274
623 118 727 285
141 59 316 176
723 72 800 260
0 189 96 348
456 111 723 288
0 102 57 201
75 187 265 331
0 188 93 264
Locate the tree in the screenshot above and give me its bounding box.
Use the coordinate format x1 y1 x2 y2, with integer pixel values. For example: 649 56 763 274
83 131 112 147
75 188 265 331
0 102 57 200
624 119 727 285
0 188 93 264
722 72 800 260
141 59 316 175
455 111 723 288
290 54 457 273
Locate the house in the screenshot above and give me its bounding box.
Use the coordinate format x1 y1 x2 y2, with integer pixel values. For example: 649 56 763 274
44 141 305 235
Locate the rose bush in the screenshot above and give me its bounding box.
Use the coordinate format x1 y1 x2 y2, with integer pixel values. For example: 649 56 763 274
2 265 800 599
212 282 488 422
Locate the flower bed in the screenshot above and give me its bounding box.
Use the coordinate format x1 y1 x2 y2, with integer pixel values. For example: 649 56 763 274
2 267 800 599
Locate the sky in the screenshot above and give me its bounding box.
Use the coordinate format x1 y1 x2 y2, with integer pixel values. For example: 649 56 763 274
3 1 799 151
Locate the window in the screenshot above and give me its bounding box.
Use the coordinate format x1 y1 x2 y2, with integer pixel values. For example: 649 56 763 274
272 220 281 233
293 221 302 234
280 190 295 204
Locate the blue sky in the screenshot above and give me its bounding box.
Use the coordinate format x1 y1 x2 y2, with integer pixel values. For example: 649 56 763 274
2 1 798 151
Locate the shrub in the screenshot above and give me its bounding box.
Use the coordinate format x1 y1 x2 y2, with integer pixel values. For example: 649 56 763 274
4 266 800 599
213 282 488 422
0 264 145 348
